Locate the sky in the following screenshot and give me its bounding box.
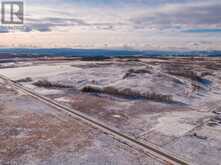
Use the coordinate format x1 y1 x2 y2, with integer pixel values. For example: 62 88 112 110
0 0 221 50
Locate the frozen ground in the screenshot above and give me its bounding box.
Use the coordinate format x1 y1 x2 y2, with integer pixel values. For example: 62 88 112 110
0 79 164 165
0 57 221 164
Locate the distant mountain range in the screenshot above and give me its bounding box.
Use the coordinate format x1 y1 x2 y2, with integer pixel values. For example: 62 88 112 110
0 48 221 58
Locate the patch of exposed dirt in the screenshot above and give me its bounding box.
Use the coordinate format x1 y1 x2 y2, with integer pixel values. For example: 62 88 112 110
0 84 17 95
0 103 95 163
69 93 110 116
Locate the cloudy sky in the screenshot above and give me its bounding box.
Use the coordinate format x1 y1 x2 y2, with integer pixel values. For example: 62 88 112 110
0 0 221 50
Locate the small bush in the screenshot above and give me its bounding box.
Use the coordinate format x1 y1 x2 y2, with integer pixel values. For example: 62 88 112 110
81 86 102 93
33 80 73 89
103 86 119 95
16 77 32 83
123 68 152 79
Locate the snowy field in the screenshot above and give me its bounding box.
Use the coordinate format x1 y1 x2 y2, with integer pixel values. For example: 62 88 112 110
1 57 221 164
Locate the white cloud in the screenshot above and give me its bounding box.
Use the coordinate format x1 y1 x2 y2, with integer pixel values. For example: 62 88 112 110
0 0 220 50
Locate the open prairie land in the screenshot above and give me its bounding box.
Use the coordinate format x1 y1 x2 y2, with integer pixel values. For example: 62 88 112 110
1 57 221 165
